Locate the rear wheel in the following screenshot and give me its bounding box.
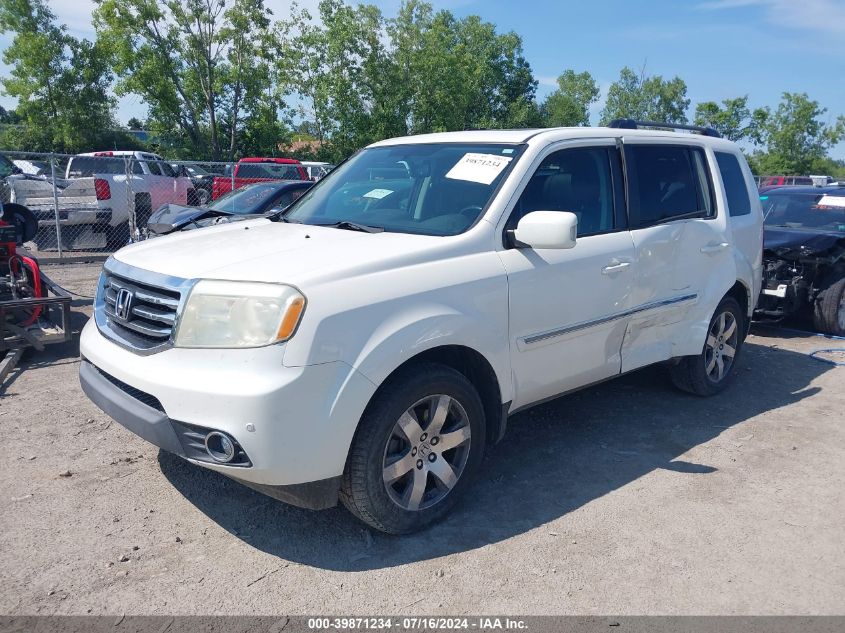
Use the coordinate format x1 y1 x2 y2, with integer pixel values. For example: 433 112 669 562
340 363 485 534
813 276 845 336
670 296 744 396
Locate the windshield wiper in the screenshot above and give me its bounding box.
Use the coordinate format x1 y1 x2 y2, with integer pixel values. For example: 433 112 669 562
317 220 384 233
268 213 299 223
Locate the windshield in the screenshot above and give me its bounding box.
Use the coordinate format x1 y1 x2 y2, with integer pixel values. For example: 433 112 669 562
209 182 286 214
284 143 522 235
762 192 845 232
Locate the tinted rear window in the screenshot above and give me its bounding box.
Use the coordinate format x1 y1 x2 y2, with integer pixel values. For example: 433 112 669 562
715 152 751 217
237 163 303 179
67 157 142 177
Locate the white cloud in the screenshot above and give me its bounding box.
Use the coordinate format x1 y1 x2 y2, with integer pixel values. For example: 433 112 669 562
697 0 845 36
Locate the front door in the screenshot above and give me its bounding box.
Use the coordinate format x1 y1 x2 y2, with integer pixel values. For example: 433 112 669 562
497 142 637 409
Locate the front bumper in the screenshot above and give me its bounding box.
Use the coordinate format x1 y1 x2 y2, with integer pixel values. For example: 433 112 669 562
79 319 376 508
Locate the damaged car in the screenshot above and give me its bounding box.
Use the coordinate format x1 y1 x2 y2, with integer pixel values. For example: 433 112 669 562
756 185 845 335
146 180 313 237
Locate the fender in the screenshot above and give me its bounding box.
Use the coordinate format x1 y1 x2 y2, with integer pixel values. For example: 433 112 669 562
348 307 513 404
284 285 513 405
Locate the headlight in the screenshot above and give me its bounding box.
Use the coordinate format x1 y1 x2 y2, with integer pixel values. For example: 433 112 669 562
173 280 305 348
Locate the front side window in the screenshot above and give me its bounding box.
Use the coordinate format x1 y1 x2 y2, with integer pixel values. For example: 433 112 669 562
715 151 751 217
284 143 522 236
626 145 714 227
508 146 617 236
0 154 15 178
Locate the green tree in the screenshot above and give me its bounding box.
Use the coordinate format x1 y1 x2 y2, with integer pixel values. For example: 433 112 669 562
0 0 117 152
541 70 599 127
276 0 539 162
408 10 537 133
94 0 280 159
750 93 845 175
693 96 760 142
600 66 689 125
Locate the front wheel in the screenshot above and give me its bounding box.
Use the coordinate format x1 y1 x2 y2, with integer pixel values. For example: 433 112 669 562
670 296 744 396
340 363 485 534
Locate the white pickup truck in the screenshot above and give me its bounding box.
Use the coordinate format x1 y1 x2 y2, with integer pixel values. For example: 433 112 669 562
80 122 763 533
4 151 194 250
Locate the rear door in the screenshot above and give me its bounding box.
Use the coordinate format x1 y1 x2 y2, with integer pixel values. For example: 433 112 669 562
498 140 637 409
620 141 735 372
715 151 763 304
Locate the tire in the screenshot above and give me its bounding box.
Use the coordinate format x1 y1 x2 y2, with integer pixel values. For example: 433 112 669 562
106 223 130 250
1 203 38 244
670 296 745 397
133 192 153 230
340 363 486 534
813 276 845 336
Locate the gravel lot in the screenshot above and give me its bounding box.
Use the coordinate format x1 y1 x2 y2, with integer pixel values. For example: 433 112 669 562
1 262 843 615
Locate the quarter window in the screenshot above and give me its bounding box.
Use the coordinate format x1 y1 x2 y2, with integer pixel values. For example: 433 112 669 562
625 145 714 227
509 147 616 237
715 152 751 217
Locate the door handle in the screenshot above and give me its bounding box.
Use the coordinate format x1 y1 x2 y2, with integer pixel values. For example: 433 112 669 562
700 242 730 254
601 261 631 274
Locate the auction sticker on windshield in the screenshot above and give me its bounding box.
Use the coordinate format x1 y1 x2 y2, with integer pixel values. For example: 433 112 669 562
363 188 393 199
446 153 512 185
817 195 845 208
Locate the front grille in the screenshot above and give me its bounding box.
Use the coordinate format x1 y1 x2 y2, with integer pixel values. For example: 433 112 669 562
90 363 165 413
99 270 181 351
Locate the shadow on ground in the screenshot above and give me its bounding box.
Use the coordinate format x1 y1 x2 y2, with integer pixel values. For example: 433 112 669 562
158 341 830 571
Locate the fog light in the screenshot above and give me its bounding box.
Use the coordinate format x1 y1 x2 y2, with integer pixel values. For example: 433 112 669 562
205 431 236 463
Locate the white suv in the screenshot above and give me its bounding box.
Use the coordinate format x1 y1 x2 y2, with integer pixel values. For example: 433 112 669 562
79 122 763 533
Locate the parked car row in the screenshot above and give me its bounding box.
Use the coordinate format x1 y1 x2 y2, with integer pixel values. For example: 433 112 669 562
0 151 333 251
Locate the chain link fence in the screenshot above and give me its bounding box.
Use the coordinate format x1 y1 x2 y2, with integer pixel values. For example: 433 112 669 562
1 150 238 262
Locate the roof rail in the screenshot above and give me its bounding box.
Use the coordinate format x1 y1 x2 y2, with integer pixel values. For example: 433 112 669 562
607 118 721 138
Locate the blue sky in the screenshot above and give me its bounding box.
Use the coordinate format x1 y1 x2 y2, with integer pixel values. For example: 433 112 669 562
2 0 844 157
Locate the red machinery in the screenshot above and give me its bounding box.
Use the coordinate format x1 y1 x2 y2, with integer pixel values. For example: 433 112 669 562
1 203 72 384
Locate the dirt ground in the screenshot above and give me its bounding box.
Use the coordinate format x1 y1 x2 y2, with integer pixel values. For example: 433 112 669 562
1 261 843 616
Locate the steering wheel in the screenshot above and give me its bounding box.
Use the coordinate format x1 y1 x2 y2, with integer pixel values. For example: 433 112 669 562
458 205 483 219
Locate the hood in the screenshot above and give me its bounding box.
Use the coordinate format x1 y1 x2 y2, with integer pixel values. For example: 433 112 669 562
764 226 845 259
147 203 228 234
114 219 447 286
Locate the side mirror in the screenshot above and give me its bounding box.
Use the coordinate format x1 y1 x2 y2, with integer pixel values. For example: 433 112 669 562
511 211 578 250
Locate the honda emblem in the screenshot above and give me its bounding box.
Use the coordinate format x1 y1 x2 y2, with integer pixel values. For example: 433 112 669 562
114 288 133 321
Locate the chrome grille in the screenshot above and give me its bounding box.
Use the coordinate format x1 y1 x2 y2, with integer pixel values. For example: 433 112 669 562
95 260 187 354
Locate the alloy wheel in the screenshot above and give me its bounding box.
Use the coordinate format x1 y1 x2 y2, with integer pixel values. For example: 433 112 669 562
382 394 472 511
704 310 738 382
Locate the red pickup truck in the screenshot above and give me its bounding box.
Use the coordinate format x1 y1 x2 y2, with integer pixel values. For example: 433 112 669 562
212 157 309 200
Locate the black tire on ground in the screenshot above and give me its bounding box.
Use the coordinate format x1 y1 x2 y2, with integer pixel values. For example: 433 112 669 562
133 192 153 230
670 296 745 397
813 276 845 336
106 223 130 250
186 188 200 206
340 362 486 534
